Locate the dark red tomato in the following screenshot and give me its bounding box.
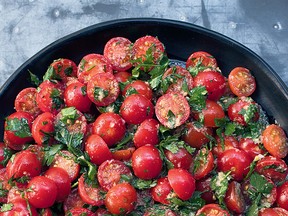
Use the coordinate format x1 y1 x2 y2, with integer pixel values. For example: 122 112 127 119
27 176 57 208
67 207 95 216
104 37 133 71
97 159 132 191
165 147 193 170
276 182 288 210
196 204 230 216
122 80 153 100
168 168 195 200
63 188 87 213
48 58 77 82
212 135 239 157
87 72 120 107
162 66 194 96
112 147 135 161
183 122 213 149
4 111 34 150
133 118 159 148
36 80 65 114
32 112 55 146
132 145 162 180
239 137 265 159
84 134 113 165
120 94 154 125
44 167 71 202
155 92 190 129
114 71 131 83
105 182 137 215
224 181 246 214
51 150 80 182
195 177 215 204
151 177 173 205
92 112 126 147
193 148 214 180
132 35 165 70
217 148 252 181
256 156 288 184
228 67 256 97
227 98 259 126
78 174 105 206
194 70 226 101
77 53 113 84
259 208 288 216
6 149 41 180
14 87 41 117
1 198 38 216
262 124 288 159
194 100 225 128
64 80 92 112
186 51 217 70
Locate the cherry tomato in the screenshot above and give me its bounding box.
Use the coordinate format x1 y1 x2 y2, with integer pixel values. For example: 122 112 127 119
259 207 288 216
228 67 256 97
104 37 133 71
122 80 153 100
114 71 131 83
262 124 288 159
92 112 126 147
194 70 226 101
196 203 230 216
195 177 215 204
276 181 288 210
155 92 190 129
32 112 55 145
212 135 239 157
165 147 193 170
63 188 87 213
132 145 162 180
151 177 173 205
193 148 214 180
1 198 38 216
66 207 95 216
224 181 246 214
48 58 78 82
120 94 154 125
0 142 12 168
186 51 217 70
239 137 265 159
112 147 135 161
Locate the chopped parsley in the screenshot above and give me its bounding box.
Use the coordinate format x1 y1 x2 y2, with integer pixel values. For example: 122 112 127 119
5 117 31 138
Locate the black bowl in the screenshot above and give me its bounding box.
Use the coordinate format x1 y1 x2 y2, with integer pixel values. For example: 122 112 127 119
1 18 288 142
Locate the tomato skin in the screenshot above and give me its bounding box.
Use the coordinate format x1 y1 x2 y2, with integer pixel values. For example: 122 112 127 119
168 168 195 201
212 135 239 157
112 147 135 161
66 207 95 216
63 188 87 213
151 177 173 205
262 124 288 159
196 203 230 216
195 177 215 204
132 145 162 180
49 58 77 82
114 71 131 83
92 112 126 147
193 149 214 180
32 112 55 145
217 148 252 181
194 70 226 101
186 51 217 70
120 94 154 125
224 181 246 214
27 176 58 208
1 198 38 216
259 207 288 216
165 147 193 170
239 137 265 159
122 80 153 100
85 134 113 165
276 182 288 210
133 118 159 148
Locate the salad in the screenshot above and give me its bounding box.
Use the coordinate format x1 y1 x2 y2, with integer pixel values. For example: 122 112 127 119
0 35 288 216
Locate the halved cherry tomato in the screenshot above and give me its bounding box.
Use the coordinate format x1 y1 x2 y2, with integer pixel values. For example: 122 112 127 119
276 181 288 210
239 137 265 159
32 112 55 145
259 207 288 216
151 177 173 205
114 71 131 83
224 181 246 214
196 203 230 216
63 188 87 213
66 207 95 216
1 198 38 216
193 148 214 180
195 177 215 204
112 147 135 161
47 58 78 82
165 147 193 170
186 51 217 71
122 80 153 100
212 135 239 157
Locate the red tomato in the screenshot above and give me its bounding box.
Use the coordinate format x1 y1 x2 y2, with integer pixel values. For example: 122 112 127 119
39 208 53 216
1 198 38 216
259 208 288 216
97 159 132 191
104 37 133 71
151 177 173 205
196 203 230 216
155 92 190 129
14 87 41 117
120 94 154 125
228 67 256 97
217 148 252 181
27 176 58 208
112 147 135 161
183 122 213 149
114 71 131 83
77 53 113 84
66 207 95 216
224 181 246 214
262 124 288 159
78 174 105 206
7 187 26 203
165 147 193 170
212 135 239 157
276 182 288 210
239 137 265 159
194 70 226 101
162 66 194 96
0 142 9 168
4 111 34 150
168 168 195 200
105 182 137 215
32 112 55 145
48 58 77 82
256 156 288 184
195 177 215 204
95 208 111 216
133 118 159 148
84 134 113 165
63 188 87 213
122 80 153 100
132 145 162 180
193 148 214 180
92 112 126 147
87 72 120 107
44 167 71 202
26 144 45 164
64 80 92 112
186 51 217 70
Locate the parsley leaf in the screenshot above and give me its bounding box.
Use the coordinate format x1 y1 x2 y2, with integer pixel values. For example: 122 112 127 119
93 87 109 102
187 86 208 112
43 144 64 166
0 203 13 212
132 178 157 190
43 65 62 81
210 171 231 205
29 70 41 86
50 88 64 110
239 103 259 124
5 118 32 138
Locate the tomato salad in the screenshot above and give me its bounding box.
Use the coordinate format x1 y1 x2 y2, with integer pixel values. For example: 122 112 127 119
0 35 288 216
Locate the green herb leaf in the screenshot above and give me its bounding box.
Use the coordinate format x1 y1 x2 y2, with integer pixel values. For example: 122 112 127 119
60 107 79 124
5 118 32 138
43 144 64 166
50 88 64 110
239 103 258 124
210 171 231 205
93 87 109 102
132 178 157 190
0 203 13 212
29 70 41 86
43 65 62 81
187 86 208 112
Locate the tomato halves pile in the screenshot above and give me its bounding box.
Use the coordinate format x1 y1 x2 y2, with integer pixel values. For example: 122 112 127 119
1 36 288 216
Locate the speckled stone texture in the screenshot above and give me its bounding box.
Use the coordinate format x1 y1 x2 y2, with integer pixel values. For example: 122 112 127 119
0 0 287 87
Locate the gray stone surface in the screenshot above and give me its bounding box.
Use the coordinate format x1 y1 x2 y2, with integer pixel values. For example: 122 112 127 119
0 0 287 87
